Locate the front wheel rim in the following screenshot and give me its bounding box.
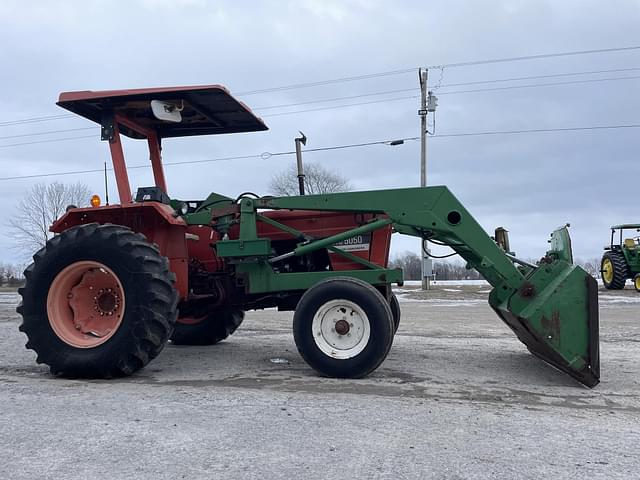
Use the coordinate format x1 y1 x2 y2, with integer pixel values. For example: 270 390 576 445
635 276 640 291
311 299 370 359
46 261 126 348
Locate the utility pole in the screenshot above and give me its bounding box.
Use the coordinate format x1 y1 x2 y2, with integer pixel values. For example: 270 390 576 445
418 68 438 290
419 68 428 188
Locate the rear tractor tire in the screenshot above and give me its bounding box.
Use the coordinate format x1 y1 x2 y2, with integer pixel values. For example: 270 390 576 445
171 309 244 346
389 292 401 334
601 251 628 290
293 277 395 378
17 223 178 378
634 274 640 293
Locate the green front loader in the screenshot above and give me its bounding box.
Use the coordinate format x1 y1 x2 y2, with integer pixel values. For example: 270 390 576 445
224 187 599 387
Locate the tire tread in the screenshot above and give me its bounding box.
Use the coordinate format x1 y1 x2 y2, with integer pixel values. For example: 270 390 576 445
17 223 178 378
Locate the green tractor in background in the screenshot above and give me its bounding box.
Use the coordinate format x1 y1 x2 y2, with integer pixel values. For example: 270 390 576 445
601 224 640 292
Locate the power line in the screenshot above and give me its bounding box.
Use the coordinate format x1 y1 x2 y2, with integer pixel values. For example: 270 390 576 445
260 95 418 117
0 98 415 145
240 46 640 96
235 68 416 96
426 45 640 69
0 153 267 181
430 124 640 138
0 134 95 149
0 114 74 127
1 123 637 182
261 75 640 117
255 88 417 110
2 73 638 146
254 70 640 111
260 139 392 158
4 45 639 127
0 127 94 140
434 66 640 88
438 74 640 96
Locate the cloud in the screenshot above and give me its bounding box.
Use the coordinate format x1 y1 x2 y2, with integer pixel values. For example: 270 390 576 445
0 0 638 264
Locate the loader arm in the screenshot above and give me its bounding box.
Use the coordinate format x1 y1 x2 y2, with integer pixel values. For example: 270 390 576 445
239 186 599 387
257 186 535 288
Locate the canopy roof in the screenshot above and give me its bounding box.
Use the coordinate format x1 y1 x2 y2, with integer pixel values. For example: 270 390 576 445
57 85 268 139
611 224 640 229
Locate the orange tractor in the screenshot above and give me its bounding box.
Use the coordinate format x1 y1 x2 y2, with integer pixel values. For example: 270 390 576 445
17 84 599 387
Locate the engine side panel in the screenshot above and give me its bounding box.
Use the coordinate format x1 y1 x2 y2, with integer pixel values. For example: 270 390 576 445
248 210 392 270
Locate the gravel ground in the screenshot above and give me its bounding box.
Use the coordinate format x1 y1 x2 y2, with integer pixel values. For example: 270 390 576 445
0 285 639 479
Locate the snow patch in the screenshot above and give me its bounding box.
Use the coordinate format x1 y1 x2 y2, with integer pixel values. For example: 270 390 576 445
395 294 485 307
0 293 19 306
403 279 490 286
393 288 420 294
598 296 640 304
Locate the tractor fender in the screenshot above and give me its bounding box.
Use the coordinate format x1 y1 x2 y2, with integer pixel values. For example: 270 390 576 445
51 202 189 299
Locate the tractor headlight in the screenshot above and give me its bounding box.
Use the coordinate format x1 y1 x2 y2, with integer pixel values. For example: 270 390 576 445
174 201 188 216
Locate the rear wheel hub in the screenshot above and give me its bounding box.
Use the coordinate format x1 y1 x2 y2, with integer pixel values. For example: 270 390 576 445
95 288 120 315
47 261 126 348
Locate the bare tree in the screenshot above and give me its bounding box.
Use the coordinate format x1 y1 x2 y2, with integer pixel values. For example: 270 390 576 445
269 162 352 196
576 258 601 278
7 181 91 256
0 262 24 287
390 253 487 281
389 251 422 280
432 259 483 281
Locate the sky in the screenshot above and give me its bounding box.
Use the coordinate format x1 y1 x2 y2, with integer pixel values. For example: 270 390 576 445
0 0 639 266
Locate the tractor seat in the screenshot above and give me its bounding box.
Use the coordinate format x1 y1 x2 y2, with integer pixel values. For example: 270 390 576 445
624 238 637 249
135 186 170 204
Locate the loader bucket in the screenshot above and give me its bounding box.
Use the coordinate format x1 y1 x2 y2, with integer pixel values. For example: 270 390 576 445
488 236 599 388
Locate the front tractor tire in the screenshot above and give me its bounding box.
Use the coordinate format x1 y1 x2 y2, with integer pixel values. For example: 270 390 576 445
17 223 178 378
171 309 245 346
293 277 395 378
601 251 628 290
